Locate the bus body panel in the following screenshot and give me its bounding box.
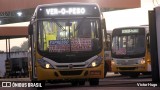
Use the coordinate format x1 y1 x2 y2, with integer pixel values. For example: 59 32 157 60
36 63 104 81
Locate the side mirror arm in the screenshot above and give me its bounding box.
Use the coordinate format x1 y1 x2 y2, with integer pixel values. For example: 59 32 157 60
28 24 33 35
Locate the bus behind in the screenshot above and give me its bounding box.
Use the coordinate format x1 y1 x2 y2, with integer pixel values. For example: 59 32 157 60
111 26 150 78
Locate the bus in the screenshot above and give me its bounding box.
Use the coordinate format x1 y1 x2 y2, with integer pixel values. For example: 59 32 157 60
111 26 151 78
28 3 108 86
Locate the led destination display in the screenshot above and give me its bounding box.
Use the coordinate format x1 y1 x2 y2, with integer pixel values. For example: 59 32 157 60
112 28 145 35
46 7 86 15
37 4 100 18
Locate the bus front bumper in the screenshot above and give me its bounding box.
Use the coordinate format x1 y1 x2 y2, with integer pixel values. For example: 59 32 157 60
112 64 147 72
36 64 104 81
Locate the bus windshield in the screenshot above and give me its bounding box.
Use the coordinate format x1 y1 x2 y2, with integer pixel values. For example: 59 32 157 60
112 29 145 58
38 18 102 53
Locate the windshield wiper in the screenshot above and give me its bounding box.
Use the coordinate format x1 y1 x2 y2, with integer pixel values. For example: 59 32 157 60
52 18 67 31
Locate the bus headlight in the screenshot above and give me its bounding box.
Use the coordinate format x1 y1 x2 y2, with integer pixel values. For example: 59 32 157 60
140 59 145 64
88 56 102 68
111 60 116 65
38 58 54 69
45 64 50 68
91 62 97 67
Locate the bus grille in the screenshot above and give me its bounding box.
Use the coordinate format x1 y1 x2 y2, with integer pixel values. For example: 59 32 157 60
117 60 138 65
56 64 85 69
118 67 137 70
59 70 83 76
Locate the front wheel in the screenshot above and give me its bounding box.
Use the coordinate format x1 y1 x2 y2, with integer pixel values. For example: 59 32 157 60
71 80 85 86
71 81 78 86
129 73 140 78
79 80 85 86
104 62 108 77
89 79 99 86
31 80 45 89
120 72 128 76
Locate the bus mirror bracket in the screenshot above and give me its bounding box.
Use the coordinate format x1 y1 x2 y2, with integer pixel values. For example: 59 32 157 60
28 24 33 35
101 18 106 30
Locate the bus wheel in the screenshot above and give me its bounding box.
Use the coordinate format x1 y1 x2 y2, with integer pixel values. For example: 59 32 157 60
89 79 99 86
129 73 139 78
120 72 128 76
32 80 45 89
40 80 46 88
79 80 85 86
143 72 151 75
104 62 108 77
71 81 78 86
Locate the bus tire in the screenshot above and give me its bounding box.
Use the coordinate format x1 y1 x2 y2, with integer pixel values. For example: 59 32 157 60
40 80 46 88
79 80 85 86
120 72 128 76
89 78 99 86
129 73 139 78
143 72 151 75
71 81 78 86
32 80 45 89
104 62 108 77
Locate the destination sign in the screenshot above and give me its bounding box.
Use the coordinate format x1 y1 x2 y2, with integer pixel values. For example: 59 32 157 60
112 28 145 36
37 4 100 18
45 7 86 16
122 29 139 34
49 40 70 52
49 40 69 45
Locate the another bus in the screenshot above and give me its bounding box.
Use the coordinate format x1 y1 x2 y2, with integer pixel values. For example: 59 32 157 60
111 26 150 78
28 3 108 86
